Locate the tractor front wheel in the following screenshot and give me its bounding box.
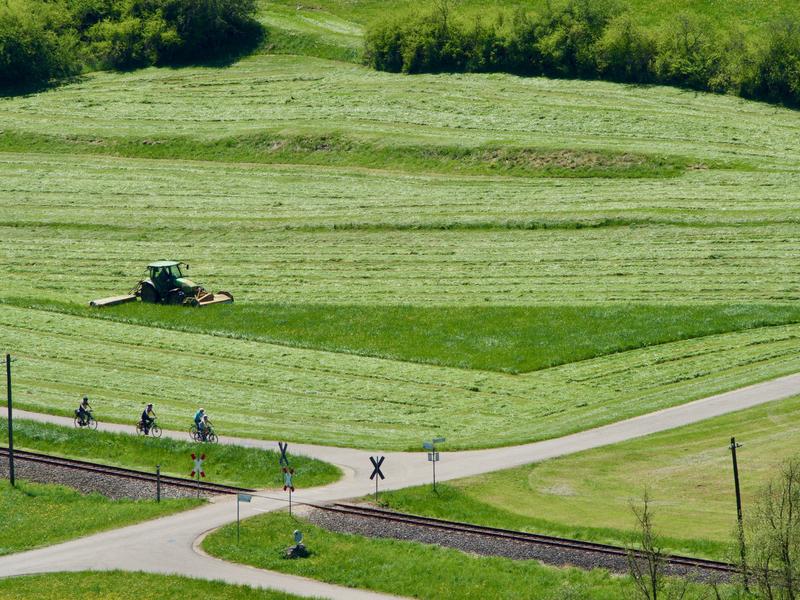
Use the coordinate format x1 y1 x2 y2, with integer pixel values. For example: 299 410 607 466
166 289 185 305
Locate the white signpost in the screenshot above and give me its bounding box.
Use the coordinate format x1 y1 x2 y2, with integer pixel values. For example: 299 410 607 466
237 492 252 544
423 437 446 492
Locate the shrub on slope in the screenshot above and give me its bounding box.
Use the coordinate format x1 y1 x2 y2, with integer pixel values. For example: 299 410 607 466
0 0 261 86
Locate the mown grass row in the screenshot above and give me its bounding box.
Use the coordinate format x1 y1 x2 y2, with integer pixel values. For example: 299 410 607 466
1 55 798 168
5 221 800 306
0 419 340 489
0 130 691 179
3 304 799 449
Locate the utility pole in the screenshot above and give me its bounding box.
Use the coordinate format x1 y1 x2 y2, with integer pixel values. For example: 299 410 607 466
730 437 747 586
6 354 14 487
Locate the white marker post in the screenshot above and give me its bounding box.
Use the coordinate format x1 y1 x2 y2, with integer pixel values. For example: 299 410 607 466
423 437 445 492
237 493 252 544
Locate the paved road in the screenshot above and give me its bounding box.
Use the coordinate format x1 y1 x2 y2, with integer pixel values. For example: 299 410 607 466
1 372 799 598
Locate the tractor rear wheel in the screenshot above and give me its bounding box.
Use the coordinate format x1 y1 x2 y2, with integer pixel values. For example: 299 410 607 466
140 282 159 303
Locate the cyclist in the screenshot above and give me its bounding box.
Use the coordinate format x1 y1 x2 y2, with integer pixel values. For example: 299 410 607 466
201 414 213 441
194 408 205 439
141 403 156 435
76 396 92 426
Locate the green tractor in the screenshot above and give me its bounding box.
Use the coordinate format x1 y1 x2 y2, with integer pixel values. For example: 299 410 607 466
90 261 233 308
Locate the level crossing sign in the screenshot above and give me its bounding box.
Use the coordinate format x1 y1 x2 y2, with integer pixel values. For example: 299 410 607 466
282 467 295 492
278 441 290 467
369 456 385 480
190 453 206 478
369 456 385 500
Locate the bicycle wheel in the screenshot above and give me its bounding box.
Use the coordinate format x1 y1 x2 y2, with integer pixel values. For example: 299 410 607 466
89 416 98 430
206 431 218 444
136 422 145 436
73 416 81 428
150 424 162 438
189 425 199 442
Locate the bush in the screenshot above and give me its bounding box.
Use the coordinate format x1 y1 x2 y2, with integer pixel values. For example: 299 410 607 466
158 0 261 61
364 17 406 72
0 0 261 89
596 15 656 83
534 0 619 79
88 16 174 69
504 10 542 75
653 14 722 90
0 2 79 87
751 19 800 106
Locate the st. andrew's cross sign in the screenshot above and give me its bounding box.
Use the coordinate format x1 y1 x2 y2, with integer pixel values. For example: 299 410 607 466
278 442 290 467
369 455 385 500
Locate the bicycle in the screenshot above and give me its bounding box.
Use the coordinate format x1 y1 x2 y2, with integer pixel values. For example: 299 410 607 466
74 410 98 430
136 418 162 438
190 422 218 444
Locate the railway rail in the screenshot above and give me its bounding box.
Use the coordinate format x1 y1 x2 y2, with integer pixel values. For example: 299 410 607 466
320 503 738 578
0 446 254 495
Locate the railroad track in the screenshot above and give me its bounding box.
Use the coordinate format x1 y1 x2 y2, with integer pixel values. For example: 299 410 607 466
0 447 254 495
321 503 738 577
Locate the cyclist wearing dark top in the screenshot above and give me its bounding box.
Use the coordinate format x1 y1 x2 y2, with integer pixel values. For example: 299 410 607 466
76 396 92 425
141 403 156 435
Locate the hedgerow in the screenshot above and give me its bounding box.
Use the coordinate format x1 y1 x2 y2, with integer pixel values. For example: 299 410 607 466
364 0 800 108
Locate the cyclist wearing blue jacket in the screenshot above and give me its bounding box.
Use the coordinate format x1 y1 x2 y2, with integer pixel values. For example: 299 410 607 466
194 408 205 438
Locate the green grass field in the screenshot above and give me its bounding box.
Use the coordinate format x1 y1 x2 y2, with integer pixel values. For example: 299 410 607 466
0 572 302 599
1 36 799 449
0 480 199 555
17 299 800 374
202 511 725 600
378 395 800 560
0 419 340 489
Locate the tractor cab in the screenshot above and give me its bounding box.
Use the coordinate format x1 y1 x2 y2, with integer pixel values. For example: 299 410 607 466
141 260 200 304
148 261 186 292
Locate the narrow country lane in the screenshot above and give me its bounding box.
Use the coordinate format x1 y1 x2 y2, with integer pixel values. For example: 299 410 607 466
1 371 799 599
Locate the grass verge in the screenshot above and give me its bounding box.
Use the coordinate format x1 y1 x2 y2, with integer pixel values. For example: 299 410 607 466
0 419 341 489
17 299 800 374
0 571 302 599
376 395 800 560
0 480 199 555
202 511 726 599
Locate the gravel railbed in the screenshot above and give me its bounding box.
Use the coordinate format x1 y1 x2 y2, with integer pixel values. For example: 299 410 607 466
307 506 731 583
0 455 214 500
